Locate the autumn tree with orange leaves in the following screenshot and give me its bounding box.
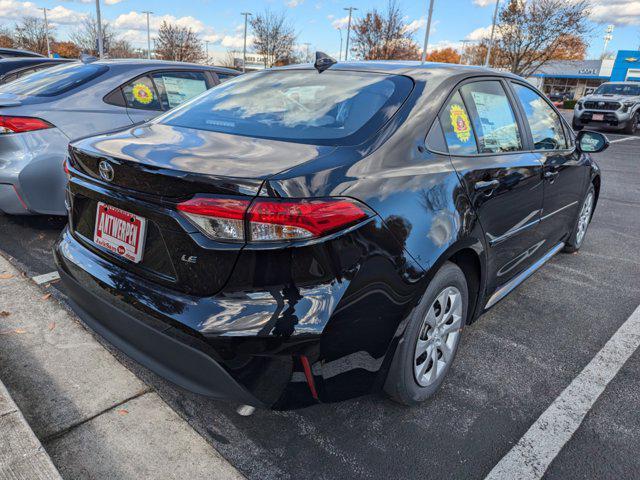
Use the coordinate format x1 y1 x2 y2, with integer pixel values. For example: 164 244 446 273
350 0 421 61
427 47 462 64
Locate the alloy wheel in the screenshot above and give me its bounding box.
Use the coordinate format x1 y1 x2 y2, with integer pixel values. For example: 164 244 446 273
576 191 594 246
414 286 463 387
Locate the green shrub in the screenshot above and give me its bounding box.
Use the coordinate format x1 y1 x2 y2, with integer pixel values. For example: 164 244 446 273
563 100 577 109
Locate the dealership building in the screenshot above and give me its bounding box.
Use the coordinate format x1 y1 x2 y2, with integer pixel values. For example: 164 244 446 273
526 50 640 99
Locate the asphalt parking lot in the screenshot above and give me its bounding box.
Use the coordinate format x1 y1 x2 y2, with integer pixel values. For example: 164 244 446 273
1 128 639 479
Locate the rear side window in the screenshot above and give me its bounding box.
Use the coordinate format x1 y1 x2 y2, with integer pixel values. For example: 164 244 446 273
512 83 567 150
0 63 108 97
460 81 522 153
215 73 235 83
122 75 162 111
439 91 478 155
151 71 209 109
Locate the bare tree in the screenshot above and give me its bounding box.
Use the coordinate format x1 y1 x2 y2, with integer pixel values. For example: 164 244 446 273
492 0 591 76
0 25 15 48
154 21 205 63
219 50 239 68
14 16 55 55
351 0 420 60
250 10 297 68
109 39 137 58
70 16 117 56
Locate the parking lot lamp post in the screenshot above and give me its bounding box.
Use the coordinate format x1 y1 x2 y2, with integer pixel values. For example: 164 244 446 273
41 8 51 58
338 28 343 61
420 0 435 64
344 6 357 61
142 11 153 59
241 12 252 73
95 0 104 58
484 0 500 67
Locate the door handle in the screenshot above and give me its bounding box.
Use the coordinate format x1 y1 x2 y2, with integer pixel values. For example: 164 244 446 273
544 170 559 180
474 179 500 191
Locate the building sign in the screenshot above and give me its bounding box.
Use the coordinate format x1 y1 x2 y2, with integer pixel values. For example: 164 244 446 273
577 68 599 75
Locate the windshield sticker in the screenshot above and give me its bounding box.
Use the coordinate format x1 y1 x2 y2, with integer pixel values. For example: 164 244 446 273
449 104 471 143
132 83 153 104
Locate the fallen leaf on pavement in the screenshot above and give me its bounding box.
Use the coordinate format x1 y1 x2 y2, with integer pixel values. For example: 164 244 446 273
0 311 10 317
117 409 129 415
0 273 14 279
42 293 52 300
48 321 56 331
0 328 26 335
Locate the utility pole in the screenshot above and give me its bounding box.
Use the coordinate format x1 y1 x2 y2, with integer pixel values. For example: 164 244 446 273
95 0 104 58
460 39 472 65
41 8 51 58
420 0 435 64
142 11 152 59
602 25 614 59
338 28 343 61
241 12 252 73
343 6 357 61
484 0 500 67
304 42 311 62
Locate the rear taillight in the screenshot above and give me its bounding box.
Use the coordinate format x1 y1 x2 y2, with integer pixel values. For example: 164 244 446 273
0 115 53 134
177 197 373 243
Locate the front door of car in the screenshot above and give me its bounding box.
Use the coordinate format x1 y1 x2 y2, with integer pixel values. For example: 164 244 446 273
122 70 212 124
509 81 589 246
441 80 545 291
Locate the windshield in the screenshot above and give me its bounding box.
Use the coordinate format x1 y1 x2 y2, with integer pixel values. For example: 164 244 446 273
0 62 108 97
157 70 413 145
593 83 640 96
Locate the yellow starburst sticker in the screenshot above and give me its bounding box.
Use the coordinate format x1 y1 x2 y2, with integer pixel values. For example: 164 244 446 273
132 83 153 104
449 104 471 143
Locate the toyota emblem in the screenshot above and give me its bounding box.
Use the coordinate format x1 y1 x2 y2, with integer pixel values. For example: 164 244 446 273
98 160 114 182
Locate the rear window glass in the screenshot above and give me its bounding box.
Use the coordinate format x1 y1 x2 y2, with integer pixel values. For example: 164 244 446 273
157 70 413 145
0 63 108 97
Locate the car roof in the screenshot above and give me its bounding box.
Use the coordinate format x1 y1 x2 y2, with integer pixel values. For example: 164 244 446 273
0 48 44 58
272 60 519 80
91 58 239 74
0 57 73 65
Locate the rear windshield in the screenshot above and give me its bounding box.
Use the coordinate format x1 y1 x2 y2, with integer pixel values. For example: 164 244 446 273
594 83 640 96
0 63 108 97
157 70 413 145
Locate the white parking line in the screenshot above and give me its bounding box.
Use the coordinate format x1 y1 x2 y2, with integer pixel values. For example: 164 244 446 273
31 271 60 285
610 136 640 144
485 304 640 480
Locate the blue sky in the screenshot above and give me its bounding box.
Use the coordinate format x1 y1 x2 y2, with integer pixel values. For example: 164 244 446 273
1 0 639 59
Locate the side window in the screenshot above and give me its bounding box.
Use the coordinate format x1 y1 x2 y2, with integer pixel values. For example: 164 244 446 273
150 71 209 110
460 81 522 153
214 73 235 83
439 91 478 155
122 75 162 111
512 83 567 151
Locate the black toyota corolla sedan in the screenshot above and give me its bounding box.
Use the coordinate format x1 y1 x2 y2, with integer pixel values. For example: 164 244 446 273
55 59 607 409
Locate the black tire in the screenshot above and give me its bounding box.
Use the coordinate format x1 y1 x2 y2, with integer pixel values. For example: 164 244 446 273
572 117 584 131
564 184 595 253
623 112 638 135
384 261 468 406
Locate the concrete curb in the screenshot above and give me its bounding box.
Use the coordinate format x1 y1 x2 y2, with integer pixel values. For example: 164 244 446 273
0 379 62 480
0 252 245 480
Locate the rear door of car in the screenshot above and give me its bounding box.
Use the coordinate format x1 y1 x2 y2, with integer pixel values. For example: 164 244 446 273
121 69 213 124
441 77 546 291
508 80 588 246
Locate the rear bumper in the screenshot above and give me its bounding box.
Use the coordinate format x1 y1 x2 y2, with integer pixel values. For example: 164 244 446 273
54 227 333 408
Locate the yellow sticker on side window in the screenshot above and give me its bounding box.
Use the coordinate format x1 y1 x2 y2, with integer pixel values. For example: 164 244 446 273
132 83 153 104
449 104 471 143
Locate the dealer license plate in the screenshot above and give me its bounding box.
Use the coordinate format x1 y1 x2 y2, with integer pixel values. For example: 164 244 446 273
93 202 147 263
592 114 604 121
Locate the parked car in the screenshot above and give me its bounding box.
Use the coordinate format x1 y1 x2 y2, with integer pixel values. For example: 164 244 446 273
0 47 44 59
0 57 74 85
573 81 640 134
55 59 607 409
547 91 573 108
0 59 240 215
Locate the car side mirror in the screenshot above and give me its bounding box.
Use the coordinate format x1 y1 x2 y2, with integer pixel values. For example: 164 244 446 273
576 130 609 154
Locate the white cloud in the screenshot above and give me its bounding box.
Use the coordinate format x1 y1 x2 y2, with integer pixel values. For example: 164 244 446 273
221 34 253 49
473 0 496 6
0 0 86 24
403 17 427 34
466 25 494 41
287 0 303 6
589 0 640 25
113 11 221 44
330 15 349 30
